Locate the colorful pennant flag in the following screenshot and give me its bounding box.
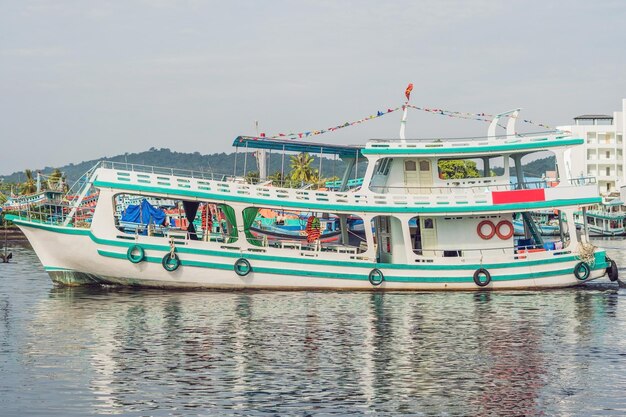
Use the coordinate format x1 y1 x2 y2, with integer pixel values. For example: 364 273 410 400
405 83 414 101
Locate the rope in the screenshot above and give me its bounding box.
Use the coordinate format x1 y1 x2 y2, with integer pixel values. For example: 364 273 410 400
169 237 176 258
577 241 596 267
348 229 366 242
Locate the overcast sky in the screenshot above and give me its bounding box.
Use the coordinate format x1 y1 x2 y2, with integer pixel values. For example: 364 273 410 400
1 0 625 175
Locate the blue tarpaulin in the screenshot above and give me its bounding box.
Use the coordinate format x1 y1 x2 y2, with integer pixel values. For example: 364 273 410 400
121 199 166 226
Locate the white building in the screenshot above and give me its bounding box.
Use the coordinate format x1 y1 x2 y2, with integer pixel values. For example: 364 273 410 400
558 99 625 196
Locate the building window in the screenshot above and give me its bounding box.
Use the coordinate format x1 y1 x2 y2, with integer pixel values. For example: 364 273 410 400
606 167 611 176
606 151 611 159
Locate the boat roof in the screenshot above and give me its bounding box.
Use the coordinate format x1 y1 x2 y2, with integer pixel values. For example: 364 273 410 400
232 136 363 158
234 132 582 159
574 114 613 120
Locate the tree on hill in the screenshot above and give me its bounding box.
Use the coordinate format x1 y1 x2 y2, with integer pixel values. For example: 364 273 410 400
437 160 481 179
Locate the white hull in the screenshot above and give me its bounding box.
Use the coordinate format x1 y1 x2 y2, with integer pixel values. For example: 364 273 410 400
18 221 608 291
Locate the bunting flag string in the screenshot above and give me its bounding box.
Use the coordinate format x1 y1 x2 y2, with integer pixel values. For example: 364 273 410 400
406 105 556 130
257 106 403 140
255 103 557 141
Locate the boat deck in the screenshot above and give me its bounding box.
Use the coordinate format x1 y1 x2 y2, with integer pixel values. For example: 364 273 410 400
91 162 600 215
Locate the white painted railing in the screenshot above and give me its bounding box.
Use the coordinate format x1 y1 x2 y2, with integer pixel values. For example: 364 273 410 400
366 132 569 151
94 167 599 210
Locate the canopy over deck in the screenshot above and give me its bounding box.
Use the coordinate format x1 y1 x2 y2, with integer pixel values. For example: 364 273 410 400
232 136 364 158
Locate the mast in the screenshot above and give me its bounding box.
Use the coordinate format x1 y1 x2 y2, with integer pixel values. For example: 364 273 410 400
255 120 267 180
399 83 413 143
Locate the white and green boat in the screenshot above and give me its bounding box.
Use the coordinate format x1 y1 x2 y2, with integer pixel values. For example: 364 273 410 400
5 107 617 289
574 198 626 237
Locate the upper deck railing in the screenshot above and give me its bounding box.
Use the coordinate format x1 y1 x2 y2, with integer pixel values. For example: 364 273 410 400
99 161 226 181
369 131 563 143
91 163 600 213
371 177 596 194
364 131 577 153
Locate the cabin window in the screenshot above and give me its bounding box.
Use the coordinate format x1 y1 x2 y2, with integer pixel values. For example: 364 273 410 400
375 158 392 175
419 161 430 171
587 216 595 226
405 160 417 171
112 193 238 243
424 218 434 229
437 157 499 180
246 208 368 253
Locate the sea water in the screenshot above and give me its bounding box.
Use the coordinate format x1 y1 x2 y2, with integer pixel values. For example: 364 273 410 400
1 241 626 416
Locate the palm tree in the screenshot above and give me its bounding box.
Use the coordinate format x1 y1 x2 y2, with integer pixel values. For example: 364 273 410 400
20 169 37 194
61 174 69 193
289 153 318 184
47 168 63 190
268 171 284 187
244 170 260 184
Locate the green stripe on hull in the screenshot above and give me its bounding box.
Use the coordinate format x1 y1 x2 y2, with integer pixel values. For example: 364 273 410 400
96 249 599 284
10 216 608 272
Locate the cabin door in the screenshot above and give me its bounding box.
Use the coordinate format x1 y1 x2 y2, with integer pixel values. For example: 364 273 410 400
418 160 433 193
375 216 393 263
405 159 434 194
404 160 418 194
420 217 437 255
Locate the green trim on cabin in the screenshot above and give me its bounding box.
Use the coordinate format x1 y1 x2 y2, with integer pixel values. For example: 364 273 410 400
585 213 626 221
96 249 602 283
10 215 608 272
362 138 584 155
91 181 601 213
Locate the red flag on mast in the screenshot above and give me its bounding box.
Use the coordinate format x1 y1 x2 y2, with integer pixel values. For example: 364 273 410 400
405 83 414 101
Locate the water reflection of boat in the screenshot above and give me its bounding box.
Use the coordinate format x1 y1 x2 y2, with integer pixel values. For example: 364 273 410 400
20 287 619 416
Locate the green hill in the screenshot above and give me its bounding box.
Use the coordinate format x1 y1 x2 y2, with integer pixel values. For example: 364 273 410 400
491 156 556 178
1 148 358 185
1 148 556 189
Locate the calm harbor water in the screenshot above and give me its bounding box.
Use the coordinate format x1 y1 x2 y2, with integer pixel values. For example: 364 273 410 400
2 241 626 416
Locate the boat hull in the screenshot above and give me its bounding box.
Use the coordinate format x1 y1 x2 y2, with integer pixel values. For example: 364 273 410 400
16 219 609 291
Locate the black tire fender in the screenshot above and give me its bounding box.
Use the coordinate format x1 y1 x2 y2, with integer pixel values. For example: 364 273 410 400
473 268 491 287
368 268 384 286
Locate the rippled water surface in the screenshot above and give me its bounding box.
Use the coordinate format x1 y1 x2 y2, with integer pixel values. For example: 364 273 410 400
2 240 626 416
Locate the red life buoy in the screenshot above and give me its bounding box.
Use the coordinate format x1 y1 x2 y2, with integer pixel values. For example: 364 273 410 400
477 220 496 240
495 220 514 240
